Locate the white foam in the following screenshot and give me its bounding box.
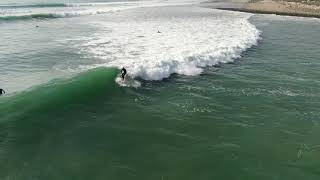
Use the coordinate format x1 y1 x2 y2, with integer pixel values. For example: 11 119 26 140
115 76 141 88
74 7 260 80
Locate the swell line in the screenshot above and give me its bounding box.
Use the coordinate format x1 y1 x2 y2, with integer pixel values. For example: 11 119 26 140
0 13 63 21
0 3 68 9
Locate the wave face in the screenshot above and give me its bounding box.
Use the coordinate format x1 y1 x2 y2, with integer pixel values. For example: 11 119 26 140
72 7 260 80
0 67 119 120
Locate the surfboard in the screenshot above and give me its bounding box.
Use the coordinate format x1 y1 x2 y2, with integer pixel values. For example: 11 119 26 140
115 75 141 88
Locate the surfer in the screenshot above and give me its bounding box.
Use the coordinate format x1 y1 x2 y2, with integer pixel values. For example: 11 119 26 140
0 88 5 95
121 67 127 80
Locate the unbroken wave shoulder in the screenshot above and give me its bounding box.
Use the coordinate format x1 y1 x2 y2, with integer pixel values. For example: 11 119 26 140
0 67 119 120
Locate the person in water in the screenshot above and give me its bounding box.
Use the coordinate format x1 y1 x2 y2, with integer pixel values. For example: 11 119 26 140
0 88 5 95
121 67 127 80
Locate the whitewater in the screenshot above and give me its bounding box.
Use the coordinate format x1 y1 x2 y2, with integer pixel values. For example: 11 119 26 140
0 0 260 92
74 7 260 80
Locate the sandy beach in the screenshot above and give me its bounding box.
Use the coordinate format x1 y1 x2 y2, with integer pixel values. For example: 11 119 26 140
217 0 320 18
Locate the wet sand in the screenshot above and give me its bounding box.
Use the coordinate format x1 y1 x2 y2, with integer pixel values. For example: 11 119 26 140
216 0 320 18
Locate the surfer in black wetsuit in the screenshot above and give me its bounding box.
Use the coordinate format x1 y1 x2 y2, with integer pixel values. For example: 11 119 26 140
121 67 127 80
0 88 5 95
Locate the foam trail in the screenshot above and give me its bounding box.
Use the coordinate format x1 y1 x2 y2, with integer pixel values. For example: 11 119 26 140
74 7 260 80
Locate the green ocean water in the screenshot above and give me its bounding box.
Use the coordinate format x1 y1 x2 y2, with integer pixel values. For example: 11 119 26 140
1 1 320 179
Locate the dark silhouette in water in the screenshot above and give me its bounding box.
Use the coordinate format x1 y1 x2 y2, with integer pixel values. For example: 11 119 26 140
0 88 5 95
121 67 127 80
157 30 161 33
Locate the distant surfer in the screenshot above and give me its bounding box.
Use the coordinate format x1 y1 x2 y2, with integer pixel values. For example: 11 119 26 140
121 67 127 80
157 30 161 33
0 88 5 95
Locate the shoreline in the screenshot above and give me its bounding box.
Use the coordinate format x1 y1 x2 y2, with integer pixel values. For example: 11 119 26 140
214 0 320 19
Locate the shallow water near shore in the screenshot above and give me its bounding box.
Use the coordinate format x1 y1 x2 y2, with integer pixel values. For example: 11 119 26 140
1 1 320 179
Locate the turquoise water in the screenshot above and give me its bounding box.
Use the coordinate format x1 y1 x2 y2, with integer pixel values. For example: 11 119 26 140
1 0 320 179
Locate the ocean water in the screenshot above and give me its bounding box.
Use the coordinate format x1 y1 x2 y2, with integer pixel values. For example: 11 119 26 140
1 0 320 179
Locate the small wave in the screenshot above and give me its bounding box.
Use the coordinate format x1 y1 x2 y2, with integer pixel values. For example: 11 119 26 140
0 2 133 9
0 13 63 21
0 3 68 9
0 1 203 22
0 5 130 22
0 8 117 22
0 2 124 22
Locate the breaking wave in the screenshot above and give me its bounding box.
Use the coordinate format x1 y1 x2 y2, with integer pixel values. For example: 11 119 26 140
72 7 261 80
